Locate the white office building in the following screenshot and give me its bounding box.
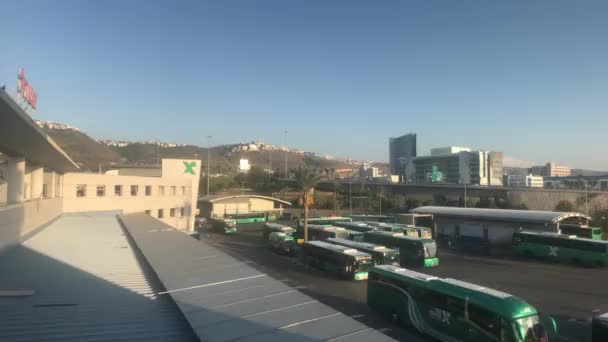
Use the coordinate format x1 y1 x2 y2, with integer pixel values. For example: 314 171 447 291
506 174 544 188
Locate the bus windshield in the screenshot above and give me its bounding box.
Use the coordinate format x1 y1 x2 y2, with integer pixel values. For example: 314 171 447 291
355 258 373 272
423 242 437 258
514 314 540 340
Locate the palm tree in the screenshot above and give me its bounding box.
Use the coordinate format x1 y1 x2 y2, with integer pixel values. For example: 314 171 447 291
293 168 324 242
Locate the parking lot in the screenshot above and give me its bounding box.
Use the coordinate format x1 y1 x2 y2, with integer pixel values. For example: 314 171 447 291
201 222 608 341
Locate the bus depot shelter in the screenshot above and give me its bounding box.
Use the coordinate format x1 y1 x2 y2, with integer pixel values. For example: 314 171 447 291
198 194 291 219
410 206 591 247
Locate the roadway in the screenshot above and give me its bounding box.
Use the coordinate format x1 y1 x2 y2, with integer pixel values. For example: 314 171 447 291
201 222 607 342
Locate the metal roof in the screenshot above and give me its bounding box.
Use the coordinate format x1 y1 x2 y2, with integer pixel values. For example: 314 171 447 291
0 90 79 172
0 212 197 341
120 213 395 342
199 194 292 206
411 206 591 224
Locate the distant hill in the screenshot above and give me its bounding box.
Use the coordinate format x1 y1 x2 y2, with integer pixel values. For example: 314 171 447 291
41 126 125 171
37 120 367 174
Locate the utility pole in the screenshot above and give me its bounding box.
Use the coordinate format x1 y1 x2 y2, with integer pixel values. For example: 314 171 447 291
464 182 467 208
349 178 352 216
585 182 589 215
206 135 212 196
283 130 288 178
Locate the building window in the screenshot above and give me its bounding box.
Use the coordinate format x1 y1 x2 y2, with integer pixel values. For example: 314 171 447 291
131 185 138 196
76 184 86 197
42 184 49 198
180 207 185 217
602 181 608 191
115 185 122 196
170 186 176 196
158 209 164 218
159 186 165 196
145 185 152 196
97 185 106 197
181 186 186 195
145 210 151 215
170 208 176 217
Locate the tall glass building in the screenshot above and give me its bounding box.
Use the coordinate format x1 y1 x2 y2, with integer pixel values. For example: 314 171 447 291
389 133 417 174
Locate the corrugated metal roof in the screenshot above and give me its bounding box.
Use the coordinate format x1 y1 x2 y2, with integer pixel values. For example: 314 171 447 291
410 206 591 224
120 213 396 342
0 212 197 342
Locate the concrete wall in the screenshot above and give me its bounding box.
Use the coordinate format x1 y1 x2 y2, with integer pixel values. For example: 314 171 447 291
62 172 194 230
0 197 62 252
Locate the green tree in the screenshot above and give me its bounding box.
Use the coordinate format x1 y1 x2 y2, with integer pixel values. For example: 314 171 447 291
293 168 324 242
554 200 575 212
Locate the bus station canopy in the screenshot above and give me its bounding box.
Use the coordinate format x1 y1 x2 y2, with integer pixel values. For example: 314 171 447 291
411 206 591 224
0 90 79 172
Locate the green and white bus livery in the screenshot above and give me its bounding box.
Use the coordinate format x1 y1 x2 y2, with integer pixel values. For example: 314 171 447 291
513 230 608 267
302 240 373 280
263 222 294 239
327 237 399 266
364 230 439 268
299 224 349 241
210 217 237 234
368 265 554 342
268 232 298 255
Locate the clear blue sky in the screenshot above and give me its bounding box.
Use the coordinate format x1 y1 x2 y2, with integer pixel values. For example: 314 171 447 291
2 0 607 169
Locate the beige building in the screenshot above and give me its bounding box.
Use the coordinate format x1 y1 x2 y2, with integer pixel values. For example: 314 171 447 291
198 194 291 219
530 162 571 177
63 159 200 230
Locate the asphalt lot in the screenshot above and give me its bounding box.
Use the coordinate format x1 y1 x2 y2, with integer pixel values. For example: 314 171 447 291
200 222 608 342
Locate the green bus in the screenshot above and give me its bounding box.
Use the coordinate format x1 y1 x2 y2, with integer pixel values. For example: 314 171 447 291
301 240 373 280
368 265 554 342
333 221 377 233
297 216 352 229
560 224 603 240
364 230 439 268
345 229 365 242
349 214 395 223
512 230 608 267
303 224 349 241
327 237 399 266
210 217 237 234
366 222 405 234
268 232 298 255
369 222 432 238
225 211 267 224
262 222 294 239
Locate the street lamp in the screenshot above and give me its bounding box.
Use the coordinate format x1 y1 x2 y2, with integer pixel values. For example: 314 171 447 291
283 130 288 178
206 135 212 196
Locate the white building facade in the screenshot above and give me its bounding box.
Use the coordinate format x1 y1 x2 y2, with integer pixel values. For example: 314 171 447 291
506 174 544 188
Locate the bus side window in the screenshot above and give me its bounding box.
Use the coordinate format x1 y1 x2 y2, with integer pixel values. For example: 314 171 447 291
445 296 465 317
467 304 501 339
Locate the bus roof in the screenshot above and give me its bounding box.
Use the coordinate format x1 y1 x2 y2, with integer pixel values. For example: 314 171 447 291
306 240 371 257
365 230 435 243
306 216 351 221
264 223 291 229
371 265 537 319
327 238 395 253
307 224 347 232
518 230 608 245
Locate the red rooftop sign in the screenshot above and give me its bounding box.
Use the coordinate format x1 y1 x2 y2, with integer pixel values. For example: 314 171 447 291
17 67 37 109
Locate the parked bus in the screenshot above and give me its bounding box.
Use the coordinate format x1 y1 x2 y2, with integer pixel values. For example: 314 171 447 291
365 222 404 234
513 230 608 267
560 224 603 240
297 216 352 229
266 210 282 222
263 222 294 239
368 265 555 342
333 221 377 233
327 238 399 266
301 240 372 280
349 214 395 223
345 229 365 242
210 217 237 234
364 231 439 268
268 232 298 255
225 211 267 224
302 224 349 241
